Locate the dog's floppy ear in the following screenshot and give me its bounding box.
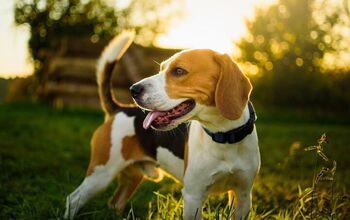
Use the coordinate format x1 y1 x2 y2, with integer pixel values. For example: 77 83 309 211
214 53 252 120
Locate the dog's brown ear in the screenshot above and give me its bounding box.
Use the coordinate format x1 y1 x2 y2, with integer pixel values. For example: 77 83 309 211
214 54 252 120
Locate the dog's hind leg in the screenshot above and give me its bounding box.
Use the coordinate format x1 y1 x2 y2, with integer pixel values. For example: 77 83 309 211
108 165 144 212
64 157 127 219
108 161 163 212
64 118 127 219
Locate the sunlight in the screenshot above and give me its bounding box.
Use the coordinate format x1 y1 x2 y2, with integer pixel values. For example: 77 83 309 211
156 0 276 54
0 25 33 78
0 1 33 78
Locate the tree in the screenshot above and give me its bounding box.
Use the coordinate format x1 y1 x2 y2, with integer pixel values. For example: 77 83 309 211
14 0 180 79
236 0 346 107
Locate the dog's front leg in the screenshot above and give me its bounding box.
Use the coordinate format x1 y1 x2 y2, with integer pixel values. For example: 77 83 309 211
182 188 207 220
233 187 252 220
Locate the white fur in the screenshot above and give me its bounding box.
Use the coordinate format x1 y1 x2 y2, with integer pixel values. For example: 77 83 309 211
133 70 186 111
96 31 135 87
156 147 184 181
64 112 136 219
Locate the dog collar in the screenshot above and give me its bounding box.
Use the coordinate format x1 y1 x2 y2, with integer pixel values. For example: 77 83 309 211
203 102 256 144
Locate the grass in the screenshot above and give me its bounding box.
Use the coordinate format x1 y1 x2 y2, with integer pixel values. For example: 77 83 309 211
0 102 349 219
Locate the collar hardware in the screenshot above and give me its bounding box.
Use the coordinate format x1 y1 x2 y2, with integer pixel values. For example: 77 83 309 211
203 102 256 144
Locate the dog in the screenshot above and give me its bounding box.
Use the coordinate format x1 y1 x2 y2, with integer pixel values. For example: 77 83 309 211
64 31 260 220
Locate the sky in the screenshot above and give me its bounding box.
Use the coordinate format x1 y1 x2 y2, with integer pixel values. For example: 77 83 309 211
156 0 274 53
0 0 275 78
0 0 33 78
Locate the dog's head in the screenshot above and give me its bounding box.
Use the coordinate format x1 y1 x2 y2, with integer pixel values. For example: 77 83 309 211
130 49 252 131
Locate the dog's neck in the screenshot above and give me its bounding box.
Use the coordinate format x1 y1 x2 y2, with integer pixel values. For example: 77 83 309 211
194 103 250 133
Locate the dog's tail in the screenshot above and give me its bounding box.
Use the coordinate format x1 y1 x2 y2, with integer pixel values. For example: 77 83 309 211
96 31 135 118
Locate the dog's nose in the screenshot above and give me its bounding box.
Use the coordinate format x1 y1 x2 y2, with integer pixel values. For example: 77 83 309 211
130 84 144 99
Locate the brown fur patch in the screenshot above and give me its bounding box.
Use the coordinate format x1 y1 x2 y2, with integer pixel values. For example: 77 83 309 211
165 49 220 106
108 165 144 211
121 135 147 160
86 117 114 176
214 54 252 120
165 49 252 120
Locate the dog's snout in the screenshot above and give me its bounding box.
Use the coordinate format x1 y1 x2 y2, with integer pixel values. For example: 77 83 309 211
130 84 144 99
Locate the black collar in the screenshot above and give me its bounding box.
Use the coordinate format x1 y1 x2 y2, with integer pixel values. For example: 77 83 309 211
203 102 256 144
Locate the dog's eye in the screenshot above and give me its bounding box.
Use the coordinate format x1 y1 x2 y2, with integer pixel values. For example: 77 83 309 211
171 67 188 76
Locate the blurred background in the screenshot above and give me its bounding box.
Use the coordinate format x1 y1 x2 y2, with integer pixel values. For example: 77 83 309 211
1 0 349 109
0 0 349 219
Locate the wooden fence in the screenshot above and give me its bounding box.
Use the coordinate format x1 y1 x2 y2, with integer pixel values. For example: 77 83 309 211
40 37 180 109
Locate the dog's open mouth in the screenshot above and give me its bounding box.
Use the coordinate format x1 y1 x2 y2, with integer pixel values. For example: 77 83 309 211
143 99 195 129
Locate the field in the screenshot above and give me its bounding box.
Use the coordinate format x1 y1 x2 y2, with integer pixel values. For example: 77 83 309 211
0 102 349 219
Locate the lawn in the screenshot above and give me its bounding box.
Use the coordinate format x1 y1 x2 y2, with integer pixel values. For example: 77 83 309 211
0 102 349 219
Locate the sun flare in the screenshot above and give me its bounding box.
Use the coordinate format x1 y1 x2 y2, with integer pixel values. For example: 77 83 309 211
156 0 276 54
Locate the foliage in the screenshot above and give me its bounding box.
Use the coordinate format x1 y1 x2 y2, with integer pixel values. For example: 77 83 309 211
124 0 183 45
0 79 14 102
5 76 36 102
236 0 350 109
15 0 114 78
14 0 179 79
1 103 350 219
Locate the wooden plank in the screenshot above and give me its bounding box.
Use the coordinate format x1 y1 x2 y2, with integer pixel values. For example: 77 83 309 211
51 90 133 109
59 37 108 57
48 57 132 86
48 57 96 81
45 82 98 97
52 96 101 109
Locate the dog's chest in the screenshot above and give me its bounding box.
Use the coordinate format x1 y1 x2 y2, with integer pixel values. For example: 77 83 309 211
208 171 240 193
202 153 244 194
184 147 244 194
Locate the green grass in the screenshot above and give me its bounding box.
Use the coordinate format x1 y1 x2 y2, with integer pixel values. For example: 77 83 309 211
0 102 349 219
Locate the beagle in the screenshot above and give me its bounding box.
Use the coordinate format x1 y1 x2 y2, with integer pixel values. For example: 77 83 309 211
64 32 260 220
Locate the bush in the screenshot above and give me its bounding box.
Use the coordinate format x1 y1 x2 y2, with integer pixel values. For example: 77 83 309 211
6 76 36 102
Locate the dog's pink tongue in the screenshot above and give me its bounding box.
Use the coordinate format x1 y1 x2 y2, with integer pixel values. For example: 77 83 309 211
143 111 166 129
